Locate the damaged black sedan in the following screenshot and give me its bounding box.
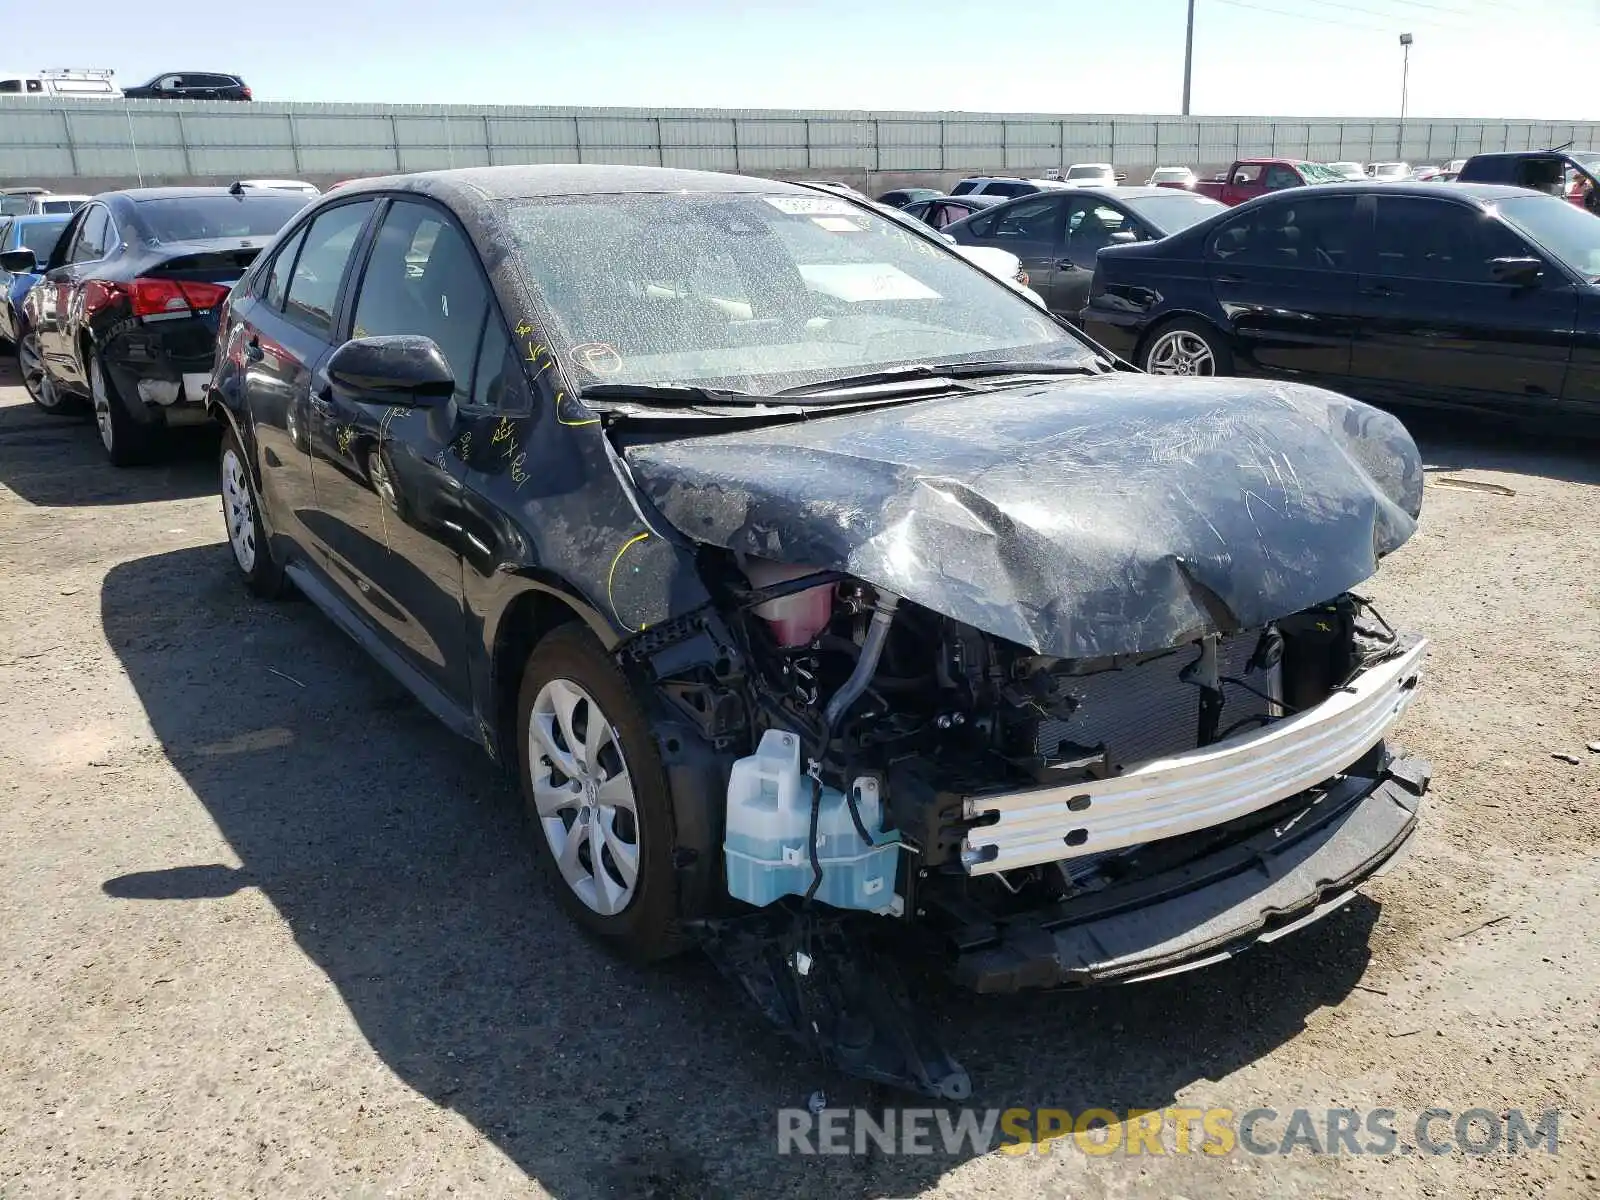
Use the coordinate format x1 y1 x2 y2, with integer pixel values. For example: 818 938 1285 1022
210 166 1429 1098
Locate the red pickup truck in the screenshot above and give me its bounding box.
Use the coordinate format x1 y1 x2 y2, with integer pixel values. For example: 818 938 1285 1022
1193 158 1345 206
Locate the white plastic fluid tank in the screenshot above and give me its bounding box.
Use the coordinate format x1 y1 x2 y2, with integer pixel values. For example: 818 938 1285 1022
723 728 901 912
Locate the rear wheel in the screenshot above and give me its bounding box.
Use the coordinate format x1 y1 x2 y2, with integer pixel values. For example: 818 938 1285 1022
220 426 287 598
1142 318 1232 377
90 355 155 466
516 624 684 961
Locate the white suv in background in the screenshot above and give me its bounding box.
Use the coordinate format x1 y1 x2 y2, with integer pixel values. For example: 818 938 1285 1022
1059 163 1120 187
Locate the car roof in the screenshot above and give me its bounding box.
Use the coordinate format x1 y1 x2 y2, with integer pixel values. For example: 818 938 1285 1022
10 212 71 223
1465 150 1589 160
142 71 240 80
1228 181 1533 205
331 164 823 202
98 186 286 203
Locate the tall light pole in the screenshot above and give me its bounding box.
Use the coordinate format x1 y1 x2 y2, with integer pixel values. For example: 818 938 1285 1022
1182 0 1196 116
1398 32 1413 156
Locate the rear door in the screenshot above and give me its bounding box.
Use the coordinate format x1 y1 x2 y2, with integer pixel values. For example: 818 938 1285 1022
237 199 379 589
967 195 1068 312
1205 193 1362 383
38 203 116 389
1059 198 1141 316
1347 195 1575 412
333 196 492 703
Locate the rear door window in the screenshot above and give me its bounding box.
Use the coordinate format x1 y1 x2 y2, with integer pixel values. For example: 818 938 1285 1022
1208 196 1360 270
258 225 309 310
1372 197 1531 282
281 201 377 338
68 206 112 262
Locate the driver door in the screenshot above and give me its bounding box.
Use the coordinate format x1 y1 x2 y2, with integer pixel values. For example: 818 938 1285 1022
973 195 1069 313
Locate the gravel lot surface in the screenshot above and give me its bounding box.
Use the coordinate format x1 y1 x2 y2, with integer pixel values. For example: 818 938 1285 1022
0 359 1596 1199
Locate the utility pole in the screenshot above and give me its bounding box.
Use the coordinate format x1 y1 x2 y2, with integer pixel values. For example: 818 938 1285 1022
1182 0 1196 116
1398 32 1413 157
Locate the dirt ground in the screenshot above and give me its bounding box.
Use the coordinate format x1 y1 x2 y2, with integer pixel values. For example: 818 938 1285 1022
0 358 1596 1199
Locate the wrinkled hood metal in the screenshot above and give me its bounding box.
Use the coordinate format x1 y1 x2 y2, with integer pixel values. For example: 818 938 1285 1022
622 375 1423 658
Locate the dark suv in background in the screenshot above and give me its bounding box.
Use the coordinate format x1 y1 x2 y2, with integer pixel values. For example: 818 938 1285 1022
1456 150 1600 211
121 72 252 101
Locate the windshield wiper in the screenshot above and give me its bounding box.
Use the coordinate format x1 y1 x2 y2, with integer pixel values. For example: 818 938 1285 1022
775 359 1102 398
579 382 780 408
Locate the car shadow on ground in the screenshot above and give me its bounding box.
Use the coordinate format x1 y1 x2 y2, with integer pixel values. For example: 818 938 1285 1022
1400 405 1600 488
0 361 216 506
100 545 1385 1199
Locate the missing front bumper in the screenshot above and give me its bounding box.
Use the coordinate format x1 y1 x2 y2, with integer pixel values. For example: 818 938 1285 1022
952 754 1430 993
962 637 1428 875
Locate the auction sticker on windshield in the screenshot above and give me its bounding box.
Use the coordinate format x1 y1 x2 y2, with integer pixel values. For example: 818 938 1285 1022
763 195 858 215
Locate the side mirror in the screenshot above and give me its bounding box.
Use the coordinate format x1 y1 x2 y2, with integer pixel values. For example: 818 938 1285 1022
1108 230 1139 244
327 335 455 404
1489 256 1543 287
0 248 38 274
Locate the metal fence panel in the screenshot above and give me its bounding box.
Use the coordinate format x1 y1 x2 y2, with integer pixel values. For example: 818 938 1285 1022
658 119 731 147
487 118 577 148
877 120 941 148
7 100 1600 189
578 118 656 148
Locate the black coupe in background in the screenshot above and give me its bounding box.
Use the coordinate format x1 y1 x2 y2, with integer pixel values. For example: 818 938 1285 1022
1081 182 1600 421
7 186 307 461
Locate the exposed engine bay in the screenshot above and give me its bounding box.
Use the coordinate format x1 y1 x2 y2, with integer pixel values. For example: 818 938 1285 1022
626 549 1420 926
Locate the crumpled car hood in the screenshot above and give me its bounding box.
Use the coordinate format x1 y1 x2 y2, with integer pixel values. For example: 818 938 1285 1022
622 374 1423 657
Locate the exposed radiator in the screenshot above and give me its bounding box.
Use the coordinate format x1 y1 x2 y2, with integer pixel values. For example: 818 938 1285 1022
1033 631 1281 772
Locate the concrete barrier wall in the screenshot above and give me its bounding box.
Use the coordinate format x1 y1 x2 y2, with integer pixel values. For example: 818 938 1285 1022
4 98 1595 192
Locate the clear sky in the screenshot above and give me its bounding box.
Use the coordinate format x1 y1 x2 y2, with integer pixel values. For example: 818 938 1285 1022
14 0 1599 118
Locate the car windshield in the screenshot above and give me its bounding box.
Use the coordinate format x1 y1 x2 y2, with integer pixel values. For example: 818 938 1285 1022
502 192 1095 397
1372 164 1408 178
1298 162 1347 183
1124 192 1227 233
134 194 308 242
1150 169 1189 181
1066 166 1111 180
16 218 69 259
1495 195 1600 278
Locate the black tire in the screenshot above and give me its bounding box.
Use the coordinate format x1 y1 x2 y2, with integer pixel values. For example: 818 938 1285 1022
90 353 156 466
1140 316 1234 377
220 425 287 599
516 623 685 962
18 326 83 416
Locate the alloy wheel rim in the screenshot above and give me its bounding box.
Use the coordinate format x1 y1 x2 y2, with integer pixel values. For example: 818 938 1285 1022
528 678 640 916
90 360 114 450
1146 330 1216 377
221 448 257 573
19 334 51 406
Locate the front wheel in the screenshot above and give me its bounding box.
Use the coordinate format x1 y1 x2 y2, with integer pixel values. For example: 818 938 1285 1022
516 624 685 961
19 328 80 416
1142 319 1232 377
